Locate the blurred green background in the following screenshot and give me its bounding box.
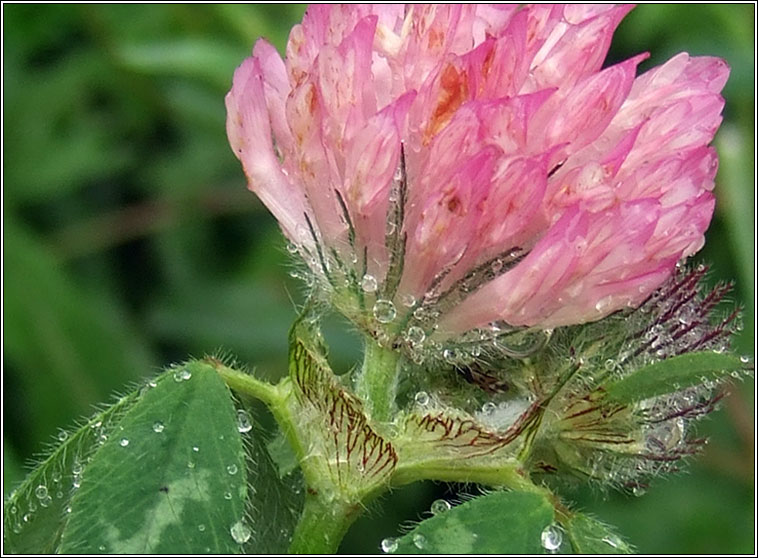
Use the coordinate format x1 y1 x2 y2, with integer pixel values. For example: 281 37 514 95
3 4 754 554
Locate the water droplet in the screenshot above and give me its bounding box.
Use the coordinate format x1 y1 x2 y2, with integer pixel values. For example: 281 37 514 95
12 522 23 534
361 274 378 293
237 410 253 433
740 355 751 364
490 259 503 273
224 491 233 500
632 484 647 497
230 520 252 544
381 537 398 553
286 242 299 254
604 359 616 371
227 464 238 475
187 461 196 469
34 485 48 500
602 535 620 549
541 524 563 551
56 491 63 499
72 478 81 489
72 460 83 475
414 391 430 406
495 329 552 358
39 496 52 508
51 471 62 484
173 368 192 382
57 430 69 442
192 446 200 452
65 506 72 514
148 380 158 388
594 296 614 313
98 545 106 552
412 533 426 549
481 402 497 416
198 524 206 532
443 348 460 363
401 294 416 307
430 499 451 515
373 300 397 323
119 438 130 447
405 326 426 347
23 513 33 523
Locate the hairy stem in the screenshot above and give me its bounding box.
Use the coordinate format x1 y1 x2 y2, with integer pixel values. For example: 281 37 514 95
354 339 401 423
288 494 363 554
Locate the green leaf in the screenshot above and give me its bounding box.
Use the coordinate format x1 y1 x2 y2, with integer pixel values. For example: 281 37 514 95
3 389 142 554
392 490 554 554
565 514 634 554
604 351 750 404
59 361 247 554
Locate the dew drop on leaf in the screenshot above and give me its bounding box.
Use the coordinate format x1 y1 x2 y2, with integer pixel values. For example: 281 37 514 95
237 410 253 433
152 421 165 433
540 524 563 551
226 464 238 475
230 520 252 544
119 438 130 447
412 533 426 549
430 499 451 515
380 537 398 553
34 485 48 500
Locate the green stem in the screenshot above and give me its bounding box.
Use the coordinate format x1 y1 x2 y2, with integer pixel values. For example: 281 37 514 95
354 339 401 423
288 494 362 554
212 362 281 408
393 460 539 494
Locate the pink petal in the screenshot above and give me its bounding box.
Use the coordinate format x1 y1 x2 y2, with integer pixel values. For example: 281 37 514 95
225 57 310 243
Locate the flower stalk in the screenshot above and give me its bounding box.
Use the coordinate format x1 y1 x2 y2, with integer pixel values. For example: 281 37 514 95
354 338 401 423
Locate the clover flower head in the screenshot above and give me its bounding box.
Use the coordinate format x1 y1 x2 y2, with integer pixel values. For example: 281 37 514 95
226 4 728 364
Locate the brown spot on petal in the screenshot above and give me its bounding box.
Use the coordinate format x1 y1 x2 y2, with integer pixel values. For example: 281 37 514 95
447 195 462 214
427 27 444 50
425 63 469 143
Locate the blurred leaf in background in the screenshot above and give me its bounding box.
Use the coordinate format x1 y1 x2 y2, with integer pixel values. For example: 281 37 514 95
3 4 754 554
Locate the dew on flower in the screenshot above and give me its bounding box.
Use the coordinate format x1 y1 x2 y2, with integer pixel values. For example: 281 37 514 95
230 520 252 544
361 274 378 293
430 499 451 515
405 326 426 347
540 524 563 551
380 537 398 553
237 410 253 433
373 300 397 323
481 402 497 416
401 294 416 307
